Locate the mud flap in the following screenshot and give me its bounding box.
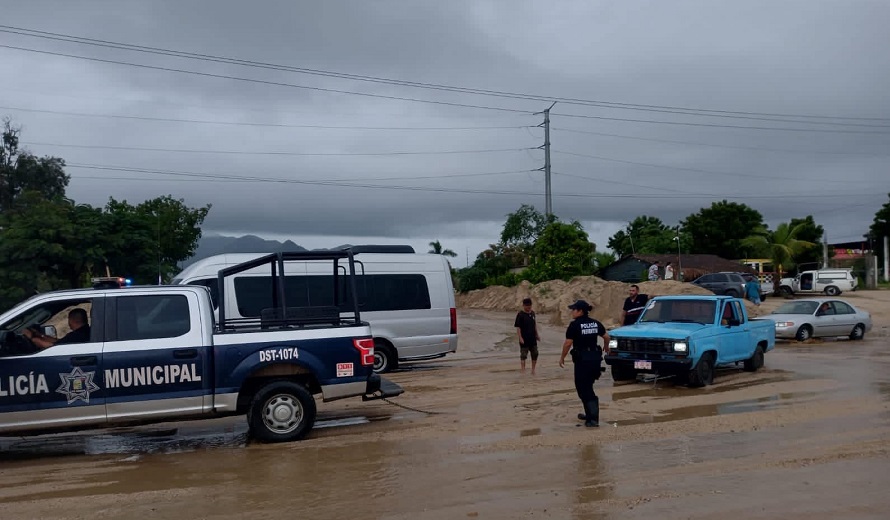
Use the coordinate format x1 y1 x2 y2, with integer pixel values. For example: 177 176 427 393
363 377 404 401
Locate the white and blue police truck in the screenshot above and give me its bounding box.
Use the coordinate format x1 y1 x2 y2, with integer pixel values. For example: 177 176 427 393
0 250 403 443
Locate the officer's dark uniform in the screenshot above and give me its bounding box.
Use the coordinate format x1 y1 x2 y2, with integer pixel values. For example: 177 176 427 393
565 300 607 427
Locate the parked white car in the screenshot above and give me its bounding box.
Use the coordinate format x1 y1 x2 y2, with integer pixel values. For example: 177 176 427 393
779 268 857 296
768 298 872 341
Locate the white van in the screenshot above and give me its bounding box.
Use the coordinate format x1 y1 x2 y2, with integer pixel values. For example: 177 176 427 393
172 246 458 373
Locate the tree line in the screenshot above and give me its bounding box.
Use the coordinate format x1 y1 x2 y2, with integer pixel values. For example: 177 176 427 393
0 119 210 311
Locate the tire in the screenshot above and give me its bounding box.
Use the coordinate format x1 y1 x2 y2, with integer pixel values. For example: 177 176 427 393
372 341 398 374
795 325 813 342
687 353 715 387
724 289 740 298
610 365 637 382
780 286 793 297
849 324 865 341
743 346 765 372
825 286 841 296
248 381 316 443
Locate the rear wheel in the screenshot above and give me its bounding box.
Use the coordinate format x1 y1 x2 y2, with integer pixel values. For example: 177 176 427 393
825 286 841 296
849 324 865 341
724 289 740 298
610 365 637 382
795 325 813 342
780 286 793 297
687 353 715 387
248 381 316 443
743 346 765 372
372 341 398 374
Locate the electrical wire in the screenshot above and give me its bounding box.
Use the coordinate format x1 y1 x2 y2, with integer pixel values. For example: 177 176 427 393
1 25 887 123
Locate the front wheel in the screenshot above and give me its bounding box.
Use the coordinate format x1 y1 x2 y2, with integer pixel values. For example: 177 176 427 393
687 353 715 387
795 325 813 342
248 381 316 443
610 365 637 382
780 286 794 297
824 286 841 296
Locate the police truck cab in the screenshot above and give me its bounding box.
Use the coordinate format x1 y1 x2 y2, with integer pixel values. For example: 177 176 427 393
0 250 402 442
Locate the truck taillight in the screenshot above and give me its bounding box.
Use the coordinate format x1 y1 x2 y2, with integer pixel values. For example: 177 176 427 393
353 338 375 366
450 307 457 334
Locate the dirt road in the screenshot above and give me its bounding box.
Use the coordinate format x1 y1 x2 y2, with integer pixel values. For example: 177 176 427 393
2 292 889 519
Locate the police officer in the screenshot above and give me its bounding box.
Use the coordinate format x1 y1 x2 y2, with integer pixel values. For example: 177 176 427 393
559 300 610 428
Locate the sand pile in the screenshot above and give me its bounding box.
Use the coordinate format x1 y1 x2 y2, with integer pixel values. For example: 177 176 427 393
456 276 766 327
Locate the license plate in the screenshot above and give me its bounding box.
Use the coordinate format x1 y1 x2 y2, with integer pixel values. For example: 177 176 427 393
634 360 652 370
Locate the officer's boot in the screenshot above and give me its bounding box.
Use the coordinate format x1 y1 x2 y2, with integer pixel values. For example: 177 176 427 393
577 406 588 421
584 397 600 428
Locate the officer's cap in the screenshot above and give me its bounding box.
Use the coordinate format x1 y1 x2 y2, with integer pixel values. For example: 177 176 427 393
568 299 593 312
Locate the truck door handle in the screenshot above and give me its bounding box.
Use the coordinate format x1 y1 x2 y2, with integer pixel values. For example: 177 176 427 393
70 355 97 366
173 348 198 359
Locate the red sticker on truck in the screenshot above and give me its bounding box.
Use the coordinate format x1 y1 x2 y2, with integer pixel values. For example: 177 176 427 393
336 363 354 377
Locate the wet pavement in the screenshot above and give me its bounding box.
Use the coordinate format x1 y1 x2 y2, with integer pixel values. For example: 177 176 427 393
2 308 890 519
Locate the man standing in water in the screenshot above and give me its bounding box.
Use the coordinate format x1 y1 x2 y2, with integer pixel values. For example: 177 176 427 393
514 298 541 375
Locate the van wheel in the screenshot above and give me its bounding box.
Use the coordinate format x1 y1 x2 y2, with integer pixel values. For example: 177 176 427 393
825 286 841 296
373 342 398 374
849 324 865 341
744 346 764 372
687 353 715 387
248 381 316 443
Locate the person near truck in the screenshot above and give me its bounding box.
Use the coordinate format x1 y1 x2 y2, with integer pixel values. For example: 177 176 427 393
514 298 541 375
22 308 91 350
664 262 674 280
620 285 649 325
745 277 761 306
559 300 610 428
647 260 661 281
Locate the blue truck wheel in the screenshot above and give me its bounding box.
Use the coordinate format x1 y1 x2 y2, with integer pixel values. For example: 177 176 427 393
688 353 715 387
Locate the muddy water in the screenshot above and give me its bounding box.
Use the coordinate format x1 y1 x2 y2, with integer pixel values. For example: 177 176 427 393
2 307 890 519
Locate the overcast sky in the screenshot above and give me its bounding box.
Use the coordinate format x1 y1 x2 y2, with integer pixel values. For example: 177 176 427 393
1 0 888 267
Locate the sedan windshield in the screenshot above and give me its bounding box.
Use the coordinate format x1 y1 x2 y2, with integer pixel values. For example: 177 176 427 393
773 301 819 315
639 299 716 325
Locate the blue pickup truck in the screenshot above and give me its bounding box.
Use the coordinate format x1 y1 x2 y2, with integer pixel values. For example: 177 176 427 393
604 295 775 387
0 250 403 442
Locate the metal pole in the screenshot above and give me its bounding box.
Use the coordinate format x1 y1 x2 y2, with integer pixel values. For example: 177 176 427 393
884 236 889 281
543 106 552 216
822 238 829 269
676 234 682 281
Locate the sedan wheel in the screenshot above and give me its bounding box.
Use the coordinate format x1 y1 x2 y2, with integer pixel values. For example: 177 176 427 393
795 325 813 342
849 324 865 341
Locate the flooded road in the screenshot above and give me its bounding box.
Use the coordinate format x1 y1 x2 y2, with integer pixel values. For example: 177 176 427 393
2 301 890 519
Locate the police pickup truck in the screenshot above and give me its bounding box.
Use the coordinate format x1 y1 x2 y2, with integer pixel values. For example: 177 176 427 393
0 251 402 443
605 295 775 387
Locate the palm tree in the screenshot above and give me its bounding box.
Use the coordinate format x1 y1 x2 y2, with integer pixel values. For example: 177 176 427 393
743 222 815 293
428 240 457 258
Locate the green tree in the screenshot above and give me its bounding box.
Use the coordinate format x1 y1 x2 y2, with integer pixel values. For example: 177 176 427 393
788 216 824 267
592 251 616 276
428 240 457 257
0 118 70 212
103 196 211 284
524 221 595 282
607 216 679 257
870 193 890 268
682 201 765 259
500 204 552 250
743 221 815 287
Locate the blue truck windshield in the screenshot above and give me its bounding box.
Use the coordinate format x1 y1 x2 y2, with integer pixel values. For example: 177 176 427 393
639 299 717 325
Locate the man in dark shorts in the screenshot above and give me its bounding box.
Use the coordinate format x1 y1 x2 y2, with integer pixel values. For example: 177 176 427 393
620 285 649 326
514 298 540 375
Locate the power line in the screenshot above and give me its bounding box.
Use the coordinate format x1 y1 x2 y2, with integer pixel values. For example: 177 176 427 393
0 43 534 115
2 24 887 123
2 105 530 130
549 113 890 135
66 163 884 200
552 150 881 184
552 127 890 157
24 141 536 157
75 169 535 183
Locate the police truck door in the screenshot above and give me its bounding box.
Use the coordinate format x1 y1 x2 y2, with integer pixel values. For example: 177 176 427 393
102 290 211 422
0 297 106 434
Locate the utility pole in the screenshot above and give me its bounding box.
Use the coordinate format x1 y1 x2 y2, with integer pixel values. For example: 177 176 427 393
536 102 557 217
884 236 889 281
822 235 829 269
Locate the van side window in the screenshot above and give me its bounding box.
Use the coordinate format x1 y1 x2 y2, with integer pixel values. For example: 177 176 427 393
114 295 191 341
233 274 432 317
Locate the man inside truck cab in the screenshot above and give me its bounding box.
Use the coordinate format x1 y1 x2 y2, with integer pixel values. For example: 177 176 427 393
720 303 737 326
22 308 91 349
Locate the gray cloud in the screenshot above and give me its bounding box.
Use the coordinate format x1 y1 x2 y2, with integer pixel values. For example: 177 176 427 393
2 0 888 266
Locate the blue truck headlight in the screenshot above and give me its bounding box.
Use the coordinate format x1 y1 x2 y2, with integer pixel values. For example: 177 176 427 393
608 339 618 350
673 342 687 352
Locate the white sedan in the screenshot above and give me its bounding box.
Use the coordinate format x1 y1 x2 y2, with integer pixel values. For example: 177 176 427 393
768 298 872 341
